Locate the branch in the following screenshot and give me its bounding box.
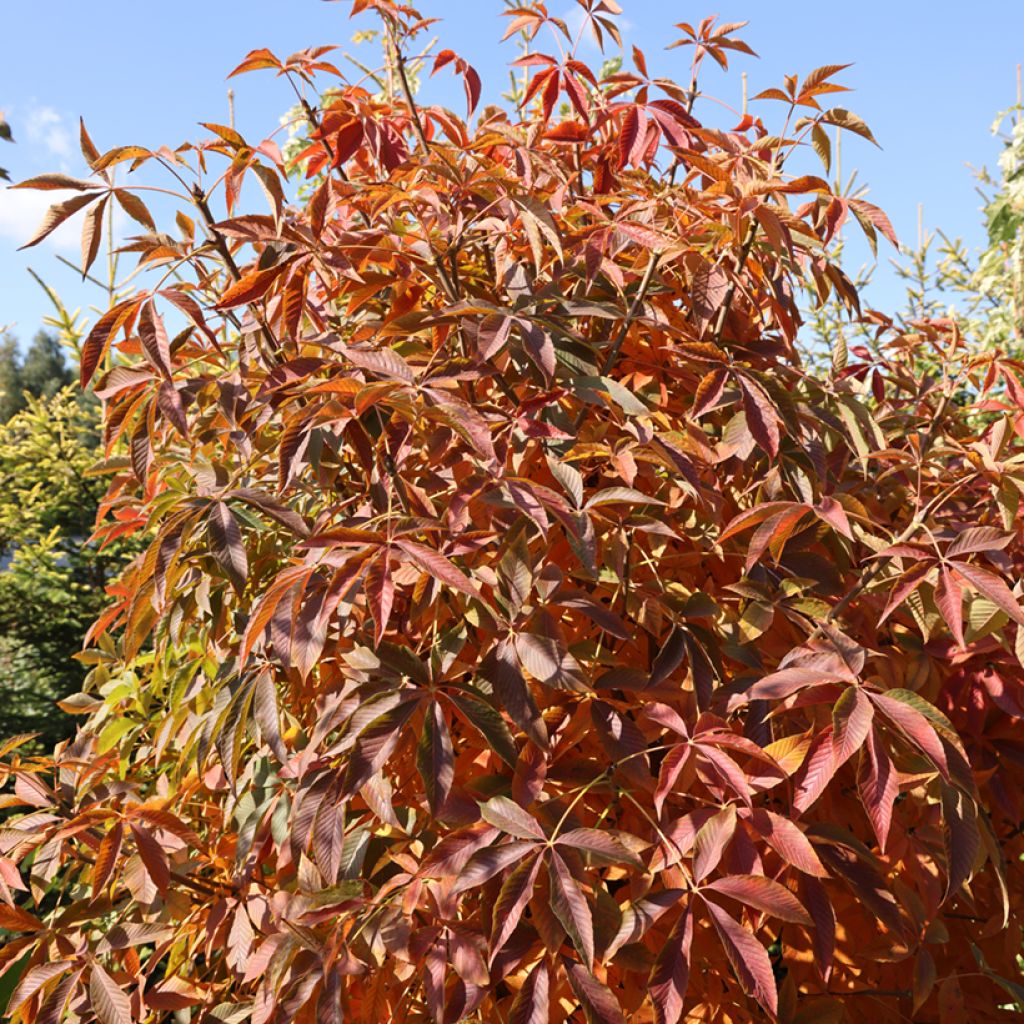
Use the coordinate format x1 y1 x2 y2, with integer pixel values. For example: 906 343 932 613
711 219 758 347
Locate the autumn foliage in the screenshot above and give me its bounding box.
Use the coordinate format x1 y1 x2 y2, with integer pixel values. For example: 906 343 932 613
4 1 1024 1021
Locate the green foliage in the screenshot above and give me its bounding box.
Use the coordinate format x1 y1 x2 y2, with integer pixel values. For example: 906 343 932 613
0 388 127 748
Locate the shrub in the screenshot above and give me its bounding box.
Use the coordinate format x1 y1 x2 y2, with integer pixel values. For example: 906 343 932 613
3 2 1023 1021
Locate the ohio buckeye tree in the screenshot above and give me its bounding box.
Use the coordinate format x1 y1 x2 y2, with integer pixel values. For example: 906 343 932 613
3 2 1024 1022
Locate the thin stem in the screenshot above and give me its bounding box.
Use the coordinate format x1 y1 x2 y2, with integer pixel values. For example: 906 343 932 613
711 220 758 348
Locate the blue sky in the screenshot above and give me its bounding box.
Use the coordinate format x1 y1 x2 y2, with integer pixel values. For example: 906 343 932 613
3 1 1023 344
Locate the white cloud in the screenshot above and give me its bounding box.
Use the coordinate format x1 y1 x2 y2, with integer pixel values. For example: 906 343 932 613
0 187 79 252
23 105 71 159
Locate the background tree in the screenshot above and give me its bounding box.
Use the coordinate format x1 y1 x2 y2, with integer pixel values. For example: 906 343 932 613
0 329 73 421
0 387 124 748
2 3 1024 1023
0 289 125 749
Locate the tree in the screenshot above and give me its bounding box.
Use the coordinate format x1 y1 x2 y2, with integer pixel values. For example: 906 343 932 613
0 387 124 749
3 3 1023 1022
0 307 106 750
0 335 21 421
0 330 73 422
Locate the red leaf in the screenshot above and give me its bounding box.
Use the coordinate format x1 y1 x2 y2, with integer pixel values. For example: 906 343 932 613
848 198 898 247
813 496 853 540
738 666 840 705
878 560 932 625
692 367 729 418
139 301 172 378
480 640 548 748
705 874 812 925
80 195 108 277
618 106 641 169
476 313 514 360
792 727 837 815
719 501 804 542
692 805 736 881
80 299 139 387
556 828 643 868
207 501 248 594
654 744 691 816
509 960 548 1024
565 961 626 1024
89 963 131 1024
130 824 170 894
156 381 189 438
364 552 394 645
857 727 898 852
950 560 1024 626
416 702 454 815
739 377 780 456
5 961 74 1017
801 876 836 981
562 72 590 120
941 788 980 900
746 808 828 877
743 505 809 570
18 192 100 249
394 539 479 597
704 899 778 1015
451 840 536 893
133 807 200 847
13 172 102 191
935 565 965 649
648 906 693 1024
479 795 545 841
549 851 595 966
691 259 729 332
946 526 1011 558
0 904 45 931
831 686 873 768
489 853 541 961
341 698 418 797
215 264 286 309
870 691 949 778
92 820 124 899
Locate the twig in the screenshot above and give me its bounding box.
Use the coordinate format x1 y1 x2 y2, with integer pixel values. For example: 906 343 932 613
191 186 241 282
711 220 758 347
